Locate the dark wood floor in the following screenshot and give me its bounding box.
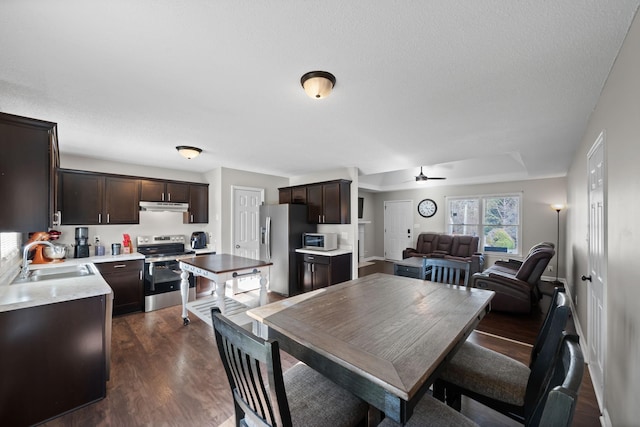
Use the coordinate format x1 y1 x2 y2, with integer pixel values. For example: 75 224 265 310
43 261 600 426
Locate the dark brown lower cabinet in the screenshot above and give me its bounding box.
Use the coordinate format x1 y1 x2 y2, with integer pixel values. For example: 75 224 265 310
0 295 109 426
95 260 144 315
297 252 352 293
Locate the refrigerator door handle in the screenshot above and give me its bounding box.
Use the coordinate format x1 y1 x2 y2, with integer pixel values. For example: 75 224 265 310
265 216 272 260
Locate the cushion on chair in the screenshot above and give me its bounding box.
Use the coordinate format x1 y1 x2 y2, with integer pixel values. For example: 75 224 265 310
515 247 554 283
378 394 479 427
416 233 439 254
450 236 479 258
284 362 369 427
435 234 454 253
439 341 530 406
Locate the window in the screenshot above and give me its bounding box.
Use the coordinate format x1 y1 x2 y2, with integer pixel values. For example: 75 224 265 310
446 193 522 255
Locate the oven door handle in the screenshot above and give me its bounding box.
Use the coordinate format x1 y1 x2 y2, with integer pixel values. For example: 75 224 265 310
148 262 155 292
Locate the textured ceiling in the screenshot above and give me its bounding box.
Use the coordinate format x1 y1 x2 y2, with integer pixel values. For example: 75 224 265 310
1 1 638 190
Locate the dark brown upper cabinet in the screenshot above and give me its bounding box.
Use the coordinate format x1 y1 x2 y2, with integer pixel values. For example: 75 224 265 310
0 112 59 232
279 186 307 204
140 180 189 203
184 184 209 224
59 170 139 225
306 180 351 224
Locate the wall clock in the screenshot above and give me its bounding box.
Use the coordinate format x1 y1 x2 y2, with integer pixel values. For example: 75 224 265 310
418 198 437 218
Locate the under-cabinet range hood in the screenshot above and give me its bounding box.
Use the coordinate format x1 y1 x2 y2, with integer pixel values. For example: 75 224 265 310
139 201 189 212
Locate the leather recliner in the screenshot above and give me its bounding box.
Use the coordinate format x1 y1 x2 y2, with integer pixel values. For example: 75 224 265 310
470 246 555 314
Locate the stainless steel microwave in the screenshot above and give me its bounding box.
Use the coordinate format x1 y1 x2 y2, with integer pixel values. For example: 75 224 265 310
302 233 338 251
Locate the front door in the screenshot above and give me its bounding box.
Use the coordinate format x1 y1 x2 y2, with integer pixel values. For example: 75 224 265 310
232 186 263 259
587 131 606 406
384 200 413 261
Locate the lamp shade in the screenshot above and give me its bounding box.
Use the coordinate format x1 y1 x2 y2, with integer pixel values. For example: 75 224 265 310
176 146 202 159
301 71 336 99
551 203 565 212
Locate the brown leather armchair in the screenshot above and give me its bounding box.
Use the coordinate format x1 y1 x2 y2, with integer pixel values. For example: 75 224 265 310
470 246 555 314
491 242 555 274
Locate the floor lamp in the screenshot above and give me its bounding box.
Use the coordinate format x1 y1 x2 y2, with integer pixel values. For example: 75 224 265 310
551 204 564 284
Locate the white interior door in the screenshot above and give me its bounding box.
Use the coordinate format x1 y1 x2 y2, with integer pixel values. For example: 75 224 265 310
384 200 413 261
232 186 263 259
587 131 606 407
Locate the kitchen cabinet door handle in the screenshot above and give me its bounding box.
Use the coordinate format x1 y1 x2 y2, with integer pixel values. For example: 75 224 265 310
190 214 194 223
113 264 127 268
161 193 165 201
98 213 102 223
107 213 110 224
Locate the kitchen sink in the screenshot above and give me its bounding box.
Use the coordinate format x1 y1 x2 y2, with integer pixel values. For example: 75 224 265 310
12 264 96 284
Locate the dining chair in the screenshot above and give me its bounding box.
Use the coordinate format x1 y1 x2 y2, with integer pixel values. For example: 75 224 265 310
433 289 572 423
536 335 584 426
425 258 471 286
379 333 583 427
211 308 368 427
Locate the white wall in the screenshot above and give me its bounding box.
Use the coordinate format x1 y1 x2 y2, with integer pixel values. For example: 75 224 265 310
566 9 640 425
368 177 567 272
61 154 206 183
357 191 376 261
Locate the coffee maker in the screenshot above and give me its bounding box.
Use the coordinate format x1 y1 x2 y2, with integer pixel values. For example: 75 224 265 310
74 227 90 258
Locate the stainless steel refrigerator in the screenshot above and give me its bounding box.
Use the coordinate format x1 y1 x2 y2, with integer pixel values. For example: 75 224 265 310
259 204 316 296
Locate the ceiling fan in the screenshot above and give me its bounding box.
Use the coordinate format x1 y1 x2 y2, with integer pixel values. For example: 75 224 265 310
415 166 446 182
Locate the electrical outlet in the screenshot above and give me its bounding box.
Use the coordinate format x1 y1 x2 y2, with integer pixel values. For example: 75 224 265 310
547 265 553 272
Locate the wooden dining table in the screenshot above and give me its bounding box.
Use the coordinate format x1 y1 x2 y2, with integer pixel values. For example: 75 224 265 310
247 272 494 425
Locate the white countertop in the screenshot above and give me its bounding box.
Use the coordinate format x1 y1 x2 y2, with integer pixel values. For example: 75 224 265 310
0 263 113 313
295 248 353 256
0 250 215 313
29 252 145 269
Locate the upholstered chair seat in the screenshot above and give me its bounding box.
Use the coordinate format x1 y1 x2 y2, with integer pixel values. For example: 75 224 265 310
439 341 530 406
284 362 369 426
378 394 479 427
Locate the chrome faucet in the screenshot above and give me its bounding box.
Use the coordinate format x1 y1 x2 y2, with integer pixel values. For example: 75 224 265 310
20 240 55 279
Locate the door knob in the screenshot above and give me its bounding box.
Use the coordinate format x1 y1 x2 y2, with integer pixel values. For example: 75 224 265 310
581 275 592 282
235 244 240 249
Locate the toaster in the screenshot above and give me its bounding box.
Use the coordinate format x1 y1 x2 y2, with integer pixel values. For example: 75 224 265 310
190 231 207 249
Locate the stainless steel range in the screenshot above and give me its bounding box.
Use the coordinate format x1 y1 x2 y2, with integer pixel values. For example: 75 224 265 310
137 235 196 312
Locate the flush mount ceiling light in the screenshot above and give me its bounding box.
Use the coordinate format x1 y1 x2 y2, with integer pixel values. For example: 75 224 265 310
176 146 202 159
300 71 336 99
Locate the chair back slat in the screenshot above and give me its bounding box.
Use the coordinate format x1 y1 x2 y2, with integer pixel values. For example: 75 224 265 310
212 308 292 427
425 258 471 286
